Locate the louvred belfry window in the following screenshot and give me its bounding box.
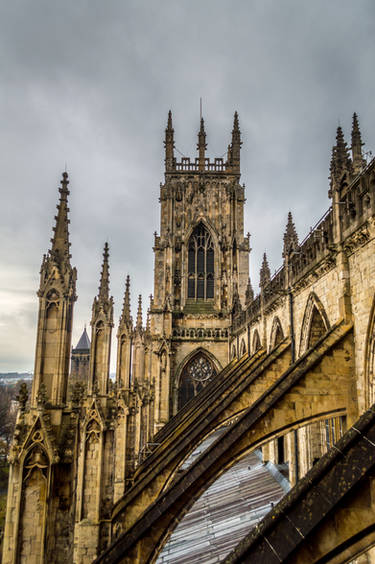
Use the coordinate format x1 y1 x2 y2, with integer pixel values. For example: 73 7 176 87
188 223 214 299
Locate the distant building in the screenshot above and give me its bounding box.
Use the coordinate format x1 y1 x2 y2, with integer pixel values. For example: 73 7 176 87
70 327 91 388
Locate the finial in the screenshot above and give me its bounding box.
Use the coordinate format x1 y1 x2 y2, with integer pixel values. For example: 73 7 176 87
120 274 132 327
197 116 207 171
98 242 110 299
260 252 271 288
230 111 242 173
283 211 299 258
167 109 173 129
351 112 366 173
50 171 71 262
165 110 175 172
136 294 143 330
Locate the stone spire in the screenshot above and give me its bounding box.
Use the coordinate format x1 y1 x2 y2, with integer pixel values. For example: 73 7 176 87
120 274 132 329
197 117 207 171
230 111 242 174
164 110 175 172
283 212 299 258
245 277 254 306
330 126 353 188
88 245 113 395
98 242 110 300
136 294 143 331
50 171 71 266
259 252 271 288
351 112 365 174
31 171 77 407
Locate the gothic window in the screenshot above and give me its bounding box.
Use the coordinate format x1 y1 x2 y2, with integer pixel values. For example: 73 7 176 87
253 330 261 352
188 224 214 300
307 306 326 349
178 353 217 410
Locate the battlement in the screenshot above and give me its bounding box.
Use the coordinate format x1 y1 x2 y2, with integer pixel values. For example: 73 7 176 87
174 157 228 173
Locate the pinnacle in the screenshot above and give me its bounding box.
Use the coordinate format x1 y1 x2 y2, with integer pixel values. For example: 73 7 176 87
197 117 207 152
98 242 110 299
351 112 365 173
136 294 143 330
120 274 132 326
283 211 299 257
232 111 240 133
260 252 271 287
167 110 173 130
50 171 71 263
330 125 352 182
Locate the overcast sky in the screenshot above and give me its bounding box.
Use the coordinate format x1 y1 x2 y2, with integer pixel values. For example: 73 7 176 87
0 0 374 372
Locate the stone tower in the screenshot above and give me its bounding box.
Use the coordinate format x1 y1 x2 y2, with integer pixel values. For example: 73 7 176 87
150 111 250 427
3 172 77 564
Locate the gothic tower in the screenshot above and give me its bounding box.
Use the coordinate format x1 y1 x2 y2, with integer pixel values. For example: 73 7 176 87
150 112 250 427
3 172 77 564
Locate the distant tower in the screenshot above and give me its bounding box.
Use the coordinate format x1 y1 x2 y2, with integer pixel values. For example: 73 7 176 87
70 327 91 387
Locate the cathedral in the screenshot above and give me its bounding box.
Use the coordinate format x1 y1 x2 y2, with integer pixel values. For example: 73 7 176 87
3 111 375 563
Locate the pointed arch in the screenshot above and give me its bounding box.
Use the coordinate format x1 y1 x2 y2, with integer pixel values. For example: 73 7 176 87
299 292 330 356
175 348 221 411
269 316 284 351
252 329 261 353
240 339 246 357
187 222 214 300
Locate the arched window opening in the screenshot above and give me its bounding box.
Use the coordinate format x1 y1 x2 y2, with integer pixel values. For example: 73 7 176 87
188 224 214 300
253 330 261 352
307 306 326 349
178 354 217 410
270 317 284 351
274 324 283 347
231 345 237 360
240 339 246 357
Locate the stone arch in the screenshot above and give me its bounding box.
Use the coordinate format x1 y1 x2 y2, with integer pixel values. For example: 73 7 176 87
299 292 330 356
269 316 284 351
240 339 246 357
365 294 375 408
252 329 261 353
183 219 220 306
175 348 220 411
231 344 237 360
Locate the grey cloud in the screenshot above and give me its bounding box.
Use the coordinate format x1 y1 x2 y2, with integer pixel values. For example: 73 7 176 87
0 0 374 370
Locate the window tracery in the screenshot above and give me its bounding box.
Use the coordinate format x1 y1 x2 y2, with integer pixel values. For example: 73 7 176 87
178 353 216 410
188 224 214 299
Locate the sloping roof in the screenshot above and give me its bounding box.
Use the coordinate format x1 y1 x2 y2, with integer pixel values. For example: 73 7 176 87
157 448 287 563
74 327 90 350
